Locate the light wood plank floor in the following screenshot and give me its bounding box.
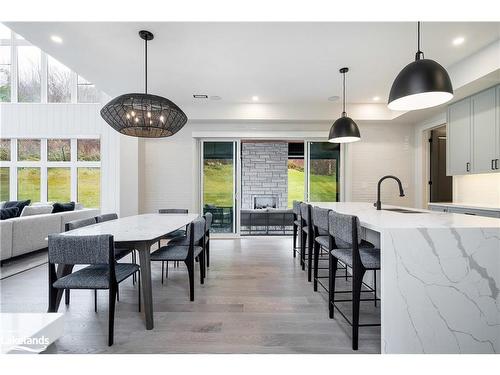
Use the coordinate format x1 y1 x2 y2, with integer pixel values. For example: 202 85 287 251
0 237 381 353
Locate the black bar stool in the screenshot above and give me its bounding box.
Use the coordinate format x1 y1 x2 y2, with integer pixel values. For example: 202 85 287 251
292 200 302 258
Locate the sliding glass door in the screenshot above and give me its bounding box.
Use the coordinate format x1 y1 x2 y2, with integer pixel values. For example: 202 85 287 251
201 141 238 233
307 142 341 202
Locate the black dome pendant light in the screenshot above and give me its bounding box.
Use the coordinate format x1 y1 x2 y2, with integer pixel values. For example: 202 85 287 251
101 30 188 138
388 22 453 111
328 67 361 143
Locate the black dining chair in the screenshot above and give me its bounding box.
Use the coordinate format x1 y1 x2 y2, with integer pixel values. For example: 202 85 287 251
328 211 380 350
292 200 302 258
48 234 140 346
150 217 206 301
300 203 314 280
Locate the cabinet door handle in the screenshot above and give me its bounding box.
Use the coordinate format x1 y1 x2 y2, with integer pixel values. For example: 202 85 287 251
466 162 470 172
492 159 496 170
496 159 499 170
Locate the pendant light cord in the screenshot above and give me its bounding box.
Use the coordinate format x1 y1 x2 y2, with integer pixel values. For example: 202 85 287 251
415 21 424 60
342 70 346 117
145 37 148 94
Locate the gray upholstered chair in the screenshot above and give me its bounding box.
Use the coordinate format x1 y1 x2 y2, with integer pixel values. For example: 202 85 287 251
292 201 302 257
327 211 380 350
157 208 189 274
150 217 206 301
299 203 313 280
48 234 140 346
95 213 137 284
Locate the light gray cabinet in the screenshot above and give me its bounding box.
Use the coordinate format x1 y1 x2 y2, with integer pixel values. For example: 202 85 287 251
428 204 500 218
472 87 498 173
447 85 500 176
447 97 472 175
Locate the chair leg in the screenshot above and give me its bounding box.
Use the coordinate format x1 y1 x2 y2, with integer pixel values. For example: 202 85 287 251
352 268 366 351
328 253 338 319
108 286 116 346
161 261 164 284
94 290 98 312
166 261 169 278
116 285 120 301
65 289 70 305
373 270 377 307
138 270 141 313
185 260 195 301
200 251 205 285
132 251 136 285
206 239 210 268
307 235 313 282
292 224 297 257
300 232 306 270
313 242 320 291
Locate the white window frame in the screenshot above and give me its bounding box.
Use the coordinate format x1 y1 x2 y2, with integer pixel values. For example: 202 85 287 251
0 137 101 207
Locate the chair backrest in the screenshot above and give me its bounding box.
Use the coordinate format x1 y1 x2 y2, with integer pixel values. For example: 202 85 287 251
300 203 311 224
328 211 362 247
186 217 206 244
48 234 113 265
204 212 213 231
96 213 118 223
159 208 188 214
292 200 302 216
65 217 97 231
312 206 330 233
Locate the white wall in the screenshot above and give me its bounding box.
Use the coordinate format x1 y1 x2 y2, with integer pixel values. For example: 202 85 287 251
138 120 416 214
0 103 139 216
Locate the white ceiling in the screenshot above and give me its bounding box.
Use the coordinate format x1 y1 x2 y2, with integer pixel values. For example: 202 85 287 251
5 22 500 118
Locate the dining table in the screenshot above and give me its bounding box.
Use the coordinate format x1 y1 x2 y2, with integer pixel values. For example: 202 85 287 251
55 213 199 330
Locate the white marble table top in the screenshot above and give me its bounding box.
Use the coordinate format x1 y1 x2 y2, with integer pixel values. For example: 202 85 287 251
428 202 500 212
61 213 199 243
310 202 500 232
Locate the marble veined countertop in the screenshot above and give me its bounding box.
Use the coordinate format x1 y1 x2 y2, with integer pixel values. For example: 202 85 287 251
428 202 500 212
309 202 500 232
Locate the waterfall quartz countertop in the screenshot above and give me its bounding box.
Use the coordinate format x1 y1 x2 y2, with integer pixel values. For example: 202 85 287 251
310 202 500 354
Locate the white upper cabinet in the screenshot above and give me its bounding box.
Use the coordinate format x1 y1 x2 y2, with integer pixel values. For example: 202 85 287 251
447 85 499 176
447 97 472 175
472 87 497 173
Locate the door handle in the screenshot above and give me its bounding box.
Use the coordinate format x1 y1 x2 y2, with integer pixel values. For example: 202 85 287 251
466 162 470 172
496 159 499 170
492 159 496 170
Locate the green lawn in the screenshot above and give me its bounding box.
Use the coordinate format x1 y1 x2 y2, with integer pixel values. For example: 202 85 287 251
17 168 41 201
0 167 9 201
48 168 71 202
77 168 100 208
203 163 337 208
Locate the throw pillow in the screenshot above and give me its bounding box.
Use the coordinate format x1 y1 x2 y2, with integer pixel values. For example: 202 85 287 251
0 207 19 220
3 200 31 217
20 205 54 217
52 202 76 213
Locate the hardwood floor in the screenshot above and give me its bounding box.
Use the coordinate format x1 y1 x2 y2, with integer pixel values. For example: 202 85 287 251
0 237 381 353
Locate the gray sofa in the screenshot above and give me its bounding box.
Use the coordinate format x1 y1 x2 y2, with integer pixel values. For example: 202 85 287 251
0 208 100 262
240 208 294 235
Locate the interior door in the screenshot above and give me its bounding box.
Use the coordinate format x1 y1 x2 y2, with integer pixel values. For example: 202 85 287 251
201 141 238 234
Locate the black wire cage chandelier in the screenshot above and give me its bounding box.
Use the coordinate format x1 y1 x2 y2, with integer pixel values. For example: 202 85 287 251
100 30 188 138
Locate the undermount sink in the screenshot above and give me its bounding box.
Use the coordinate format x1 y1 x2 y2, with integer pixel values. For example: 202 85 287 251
382 208 426 214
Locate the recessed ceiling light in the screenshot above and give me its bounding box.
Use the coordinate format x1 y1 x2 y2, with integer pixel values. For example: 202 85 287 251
193 94 208 99
328 95 340 102
372 96 380 101
50 35 63 44
452 36 465 46
209 95 222 101
252 96 259 102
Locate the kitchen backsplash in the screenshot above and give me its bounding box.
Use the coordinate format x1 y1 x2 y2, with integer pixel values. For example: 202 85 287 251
453 173 500 207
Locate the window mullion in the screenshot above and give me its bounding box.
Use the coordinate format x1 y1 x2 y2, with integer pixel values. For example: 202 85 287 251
41 52 48 103
11 42 18 103
71 139 77 202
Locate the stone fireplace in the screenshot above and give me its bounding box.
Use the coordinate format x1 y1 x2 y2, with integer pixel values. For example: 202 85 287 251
253 195 278 209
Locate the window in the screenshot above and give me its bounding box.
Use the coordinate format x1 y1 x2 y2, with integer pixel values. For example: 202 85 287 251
287 142 305 207
0 138 100 206
0 167 9 201
17 46 41 102
47 56 71 103
77 76 100 103
308 142 340 202
78 139 100 161
17 139 41 161
17 167 41 202
0 139 10 161
48 167 71 202
47 139 71 161
78 167 100 208
0 46 11 102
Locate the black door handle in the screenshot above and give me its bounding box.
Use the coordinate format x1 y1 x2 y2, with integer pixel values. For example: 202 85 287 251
496 159 499 170
492 159 496 170
466 162 470 172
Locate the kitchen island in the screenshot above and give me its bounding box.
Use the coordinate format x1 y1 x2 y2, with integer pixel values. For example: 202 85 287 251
311 202 500 354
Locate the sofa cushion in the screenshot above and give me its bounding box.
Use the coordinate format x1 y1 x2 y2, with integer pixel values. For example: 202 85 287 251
0 220 13 260
1 207 19 220
4 200 31 217
52 202 75 213
21 205 53 217
11 213 62 257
